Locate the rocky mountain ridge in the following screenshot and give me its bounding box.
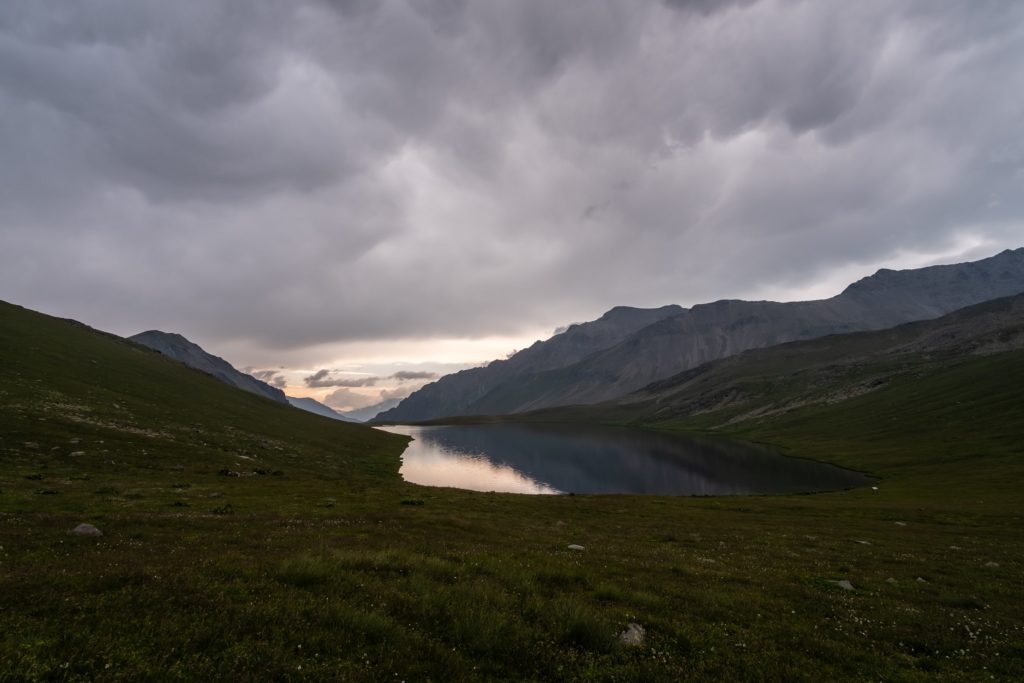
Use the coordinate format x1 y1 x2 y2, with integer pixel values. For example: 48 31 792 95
129 330 289 405
378 248 1024 422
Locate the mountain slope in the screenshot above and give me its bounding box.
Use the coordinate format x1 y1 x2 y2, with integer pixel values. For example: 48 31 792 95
529 292 1024 429
0 299 407 491
287 396 357 422
129 330 288 404
341 397 403 422
377 304 683 421
4 297 1024 681
381 248 1024 421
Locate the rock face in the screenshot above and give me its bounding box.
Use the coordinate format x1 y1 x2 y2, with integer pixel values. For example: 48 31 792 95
378 248 1024 422
129 331 288 404
286 396 357 422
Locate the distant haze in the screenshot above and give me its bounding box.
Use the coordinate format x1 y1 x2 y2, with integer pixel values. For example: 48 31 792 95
1 1 1023 384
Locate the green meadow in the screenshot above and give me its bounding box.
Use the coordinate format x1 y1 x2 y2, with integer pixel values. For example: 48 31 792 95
2 299 1022 681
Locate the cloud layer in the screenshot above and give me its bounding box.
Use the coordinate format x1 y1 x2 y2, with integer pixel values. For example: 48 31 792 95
2 1 1023 367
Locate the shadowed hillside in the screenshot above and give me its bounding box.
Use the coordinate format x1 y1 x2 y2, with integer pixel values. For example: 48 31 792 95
381 248 1024 422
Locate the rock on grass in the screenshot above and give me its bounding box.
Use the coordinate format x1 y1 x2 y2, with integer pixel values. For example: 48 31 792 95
619 623 645 647
69 523 102 537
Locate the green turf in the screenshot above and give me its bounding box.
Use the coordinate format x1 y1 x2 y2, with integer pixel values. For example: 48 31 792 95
1 299 1022 681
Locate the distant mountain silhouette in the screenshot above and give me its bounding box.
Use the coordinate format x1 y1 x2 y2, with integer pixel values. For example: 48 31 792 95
286 396 357 422
341 397 404 423
378 248 1024 422
129 330 288 404
377 305 683 421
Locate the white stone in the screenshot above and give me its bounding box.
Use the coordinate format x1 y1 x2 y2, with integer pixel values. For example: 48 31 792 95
619 623 645 647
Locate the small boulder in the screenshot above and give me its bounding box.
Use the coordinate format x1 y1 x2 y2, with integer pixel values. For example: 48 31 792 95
984 561 1000 569
619 623 645 647
885 577 898 585
567 544 585 551
69 523 102 537
832 580 855 591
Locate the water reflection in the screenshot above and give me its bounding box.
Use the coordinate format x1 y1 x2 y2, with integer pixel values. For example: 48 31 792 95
379 423 870 496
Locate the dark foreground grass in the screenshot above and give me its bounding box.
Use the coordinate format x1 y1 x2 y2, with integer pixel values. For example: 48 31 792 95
2 300 1023 681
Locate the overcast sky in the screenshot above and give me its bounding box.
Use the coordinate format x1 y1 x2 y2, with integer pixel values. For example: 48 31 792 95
2 1 1023 408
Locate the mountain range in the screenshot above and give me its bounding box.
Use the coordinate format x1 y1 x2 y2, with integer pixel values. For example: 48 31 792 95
378 248 1024 422
528 291 1024 428
340 397 404 423
286 396 358 423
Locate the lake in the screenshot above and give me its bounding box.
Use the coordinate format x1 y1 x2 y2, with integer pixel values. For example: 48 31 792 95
378 423 871 495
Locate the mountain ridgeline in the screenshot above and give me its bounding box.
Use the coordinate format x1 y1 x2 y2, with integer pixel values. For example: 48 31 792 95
533 291 1024 428
129 330 289 405
286 396 357 423
377 248 1024 422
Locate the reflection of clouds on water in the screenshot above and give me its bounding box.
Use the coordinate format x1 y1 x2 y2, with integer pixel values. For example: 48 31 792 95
398 439 561 494
379 424 871 496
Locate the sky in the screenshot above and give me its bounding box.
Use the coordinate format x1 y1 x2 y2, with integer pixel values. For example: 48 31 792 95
2 1 1023 411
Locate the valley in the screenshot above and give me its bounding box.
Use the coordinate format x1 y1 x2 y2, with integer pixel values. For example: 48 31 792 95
2 276 1023 680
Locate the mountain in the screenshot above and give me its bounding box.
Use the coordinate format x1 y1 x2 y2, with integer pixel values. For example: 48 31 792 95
375 304 683 422
340 397 404 423
531 292 1024 428
287 396 357 422
0 298 405 476
129 330 288 404
379 248 1024 422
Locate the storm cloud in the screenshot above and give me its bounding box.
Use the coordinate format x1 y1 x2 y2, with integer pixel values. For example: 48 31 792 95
391 371 439 382
1 1 1023 368
304 370 379 388
304 368 439 387
248 368 288 388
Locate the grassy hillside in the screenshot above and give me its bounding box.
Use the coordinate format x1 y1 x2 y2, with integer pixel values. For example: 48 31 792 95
2 300 1023 681
0 300 409 511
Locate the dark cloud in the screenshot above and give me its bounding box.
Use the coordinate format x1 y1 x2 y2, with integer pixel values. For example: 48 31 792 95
391 371 439 381
248 368 288 388
303 369 437 386
304 370 379 388
1 1 1022 367
380 386 416 401
661 0 759 17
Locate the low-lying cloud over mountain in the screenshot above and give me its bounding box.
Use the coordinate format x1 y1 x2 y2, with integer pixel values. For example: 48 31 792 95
2 1 1023 371
304 370 381 388
247 369 287 389
304 369 439 388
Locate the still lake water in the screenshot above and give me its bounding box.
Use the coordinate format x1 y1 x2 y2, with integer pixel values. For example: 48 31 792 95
378 423 870 496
